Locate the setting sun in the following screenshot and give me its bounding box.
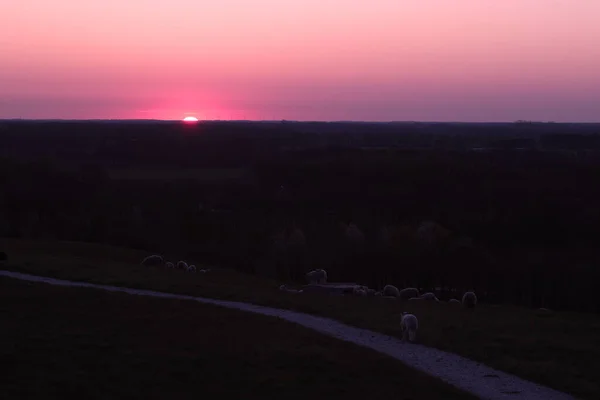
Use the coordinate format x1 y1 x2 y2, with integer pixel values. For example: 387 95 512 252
183 116 199 122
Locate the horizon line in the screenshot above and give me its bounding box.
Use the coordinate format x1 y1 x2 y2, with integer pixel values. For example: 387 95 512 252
2 118 599 125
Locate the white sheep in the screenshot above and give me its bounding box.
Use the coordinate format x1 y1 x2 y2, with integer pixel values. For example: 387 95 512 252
141 255 164 267
420 292 440 302
305 269 327 284
344 223 365 244
462 291 478 309
187 265 197 273
176 261 188 270
165 262 175 269
400 312 419 343
399 287 420 300
279 284 302 294
382 284 400 298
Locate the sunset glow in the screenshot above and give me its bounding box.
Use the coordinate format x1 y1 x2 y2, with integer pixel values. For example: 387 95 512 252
1 1 599 121
183 116 199 122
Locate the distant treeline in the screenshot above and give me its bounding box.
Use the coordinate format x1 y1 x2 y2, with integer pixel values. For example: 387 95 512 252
1 122 600 312
1 121 600 169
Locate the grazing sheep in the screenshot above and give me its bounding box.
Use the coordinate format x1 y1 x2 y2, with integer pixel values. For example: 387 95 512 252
462 291 478 309
400 312 419 343
279 284 303 294
398 287 420 300
165 262 175 269
141 255 164 267
382 285 400 298
448 299 461 304
176 261 188 270
305 269 327 284
344 223 365 244
288 228 306 247
0 251 7 261
416 220 451 245
420 292 440 302
187 265 197 273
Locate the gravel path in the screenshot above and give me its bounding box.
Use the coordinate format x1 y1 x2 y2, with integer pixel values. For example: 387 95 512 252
0 270 576 400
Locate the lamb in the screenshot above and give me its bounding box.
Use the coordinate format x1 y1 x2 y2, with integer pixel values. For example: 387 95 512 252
165 262 175 269
382 284 400 298
398 287 420 300
400 312 419 343
420 292 440 302
187 265 197 273
462 291 478 309
176 261 188 270
305 269 327 284
141 255 164 267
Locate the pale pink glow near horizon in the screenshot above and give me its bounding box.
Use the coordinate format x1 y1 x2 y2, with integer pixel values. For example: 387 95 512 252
1 1 599 121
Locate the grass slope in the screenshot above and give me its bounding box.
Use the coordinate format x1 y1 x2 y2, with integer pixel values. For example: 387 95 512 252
2 238 599 399
0 277 473 400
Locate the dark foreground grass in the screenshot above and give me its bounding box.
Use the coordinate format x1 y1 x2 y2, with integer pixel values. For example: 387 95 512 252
2 238 600 399
0 277 474 400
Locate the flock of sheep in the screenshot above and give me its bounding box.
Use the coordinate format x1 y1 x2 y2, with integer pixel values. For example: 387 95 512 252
142 255 477 344
281 268 479 343
141 254 211 274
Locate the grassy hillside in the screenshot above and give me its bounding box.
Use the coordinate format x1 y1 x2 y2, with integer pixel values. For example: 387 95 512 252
0 277 473 399
2 238 599 399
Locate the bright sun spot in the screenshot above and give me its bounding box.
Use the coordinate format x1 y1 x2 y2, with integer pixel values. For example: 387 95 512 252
183 116 199 122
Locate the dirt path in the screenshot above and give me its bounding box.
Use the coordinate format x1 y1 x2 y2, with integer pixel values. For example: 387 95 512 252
0 270 576 400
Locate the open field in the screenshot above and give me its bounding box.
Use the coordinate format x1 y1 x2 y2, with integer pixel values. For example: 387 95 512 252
2 238 599 399
108 167 254 184
0 277 475 399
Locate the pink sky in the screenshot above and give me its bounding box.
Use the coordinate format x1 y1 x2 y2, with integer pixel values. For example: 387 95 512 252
1 0 599 121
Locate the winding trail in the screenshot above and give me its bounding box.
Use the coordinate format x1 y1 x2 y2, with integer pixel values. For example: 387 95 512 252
0 270 576 400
